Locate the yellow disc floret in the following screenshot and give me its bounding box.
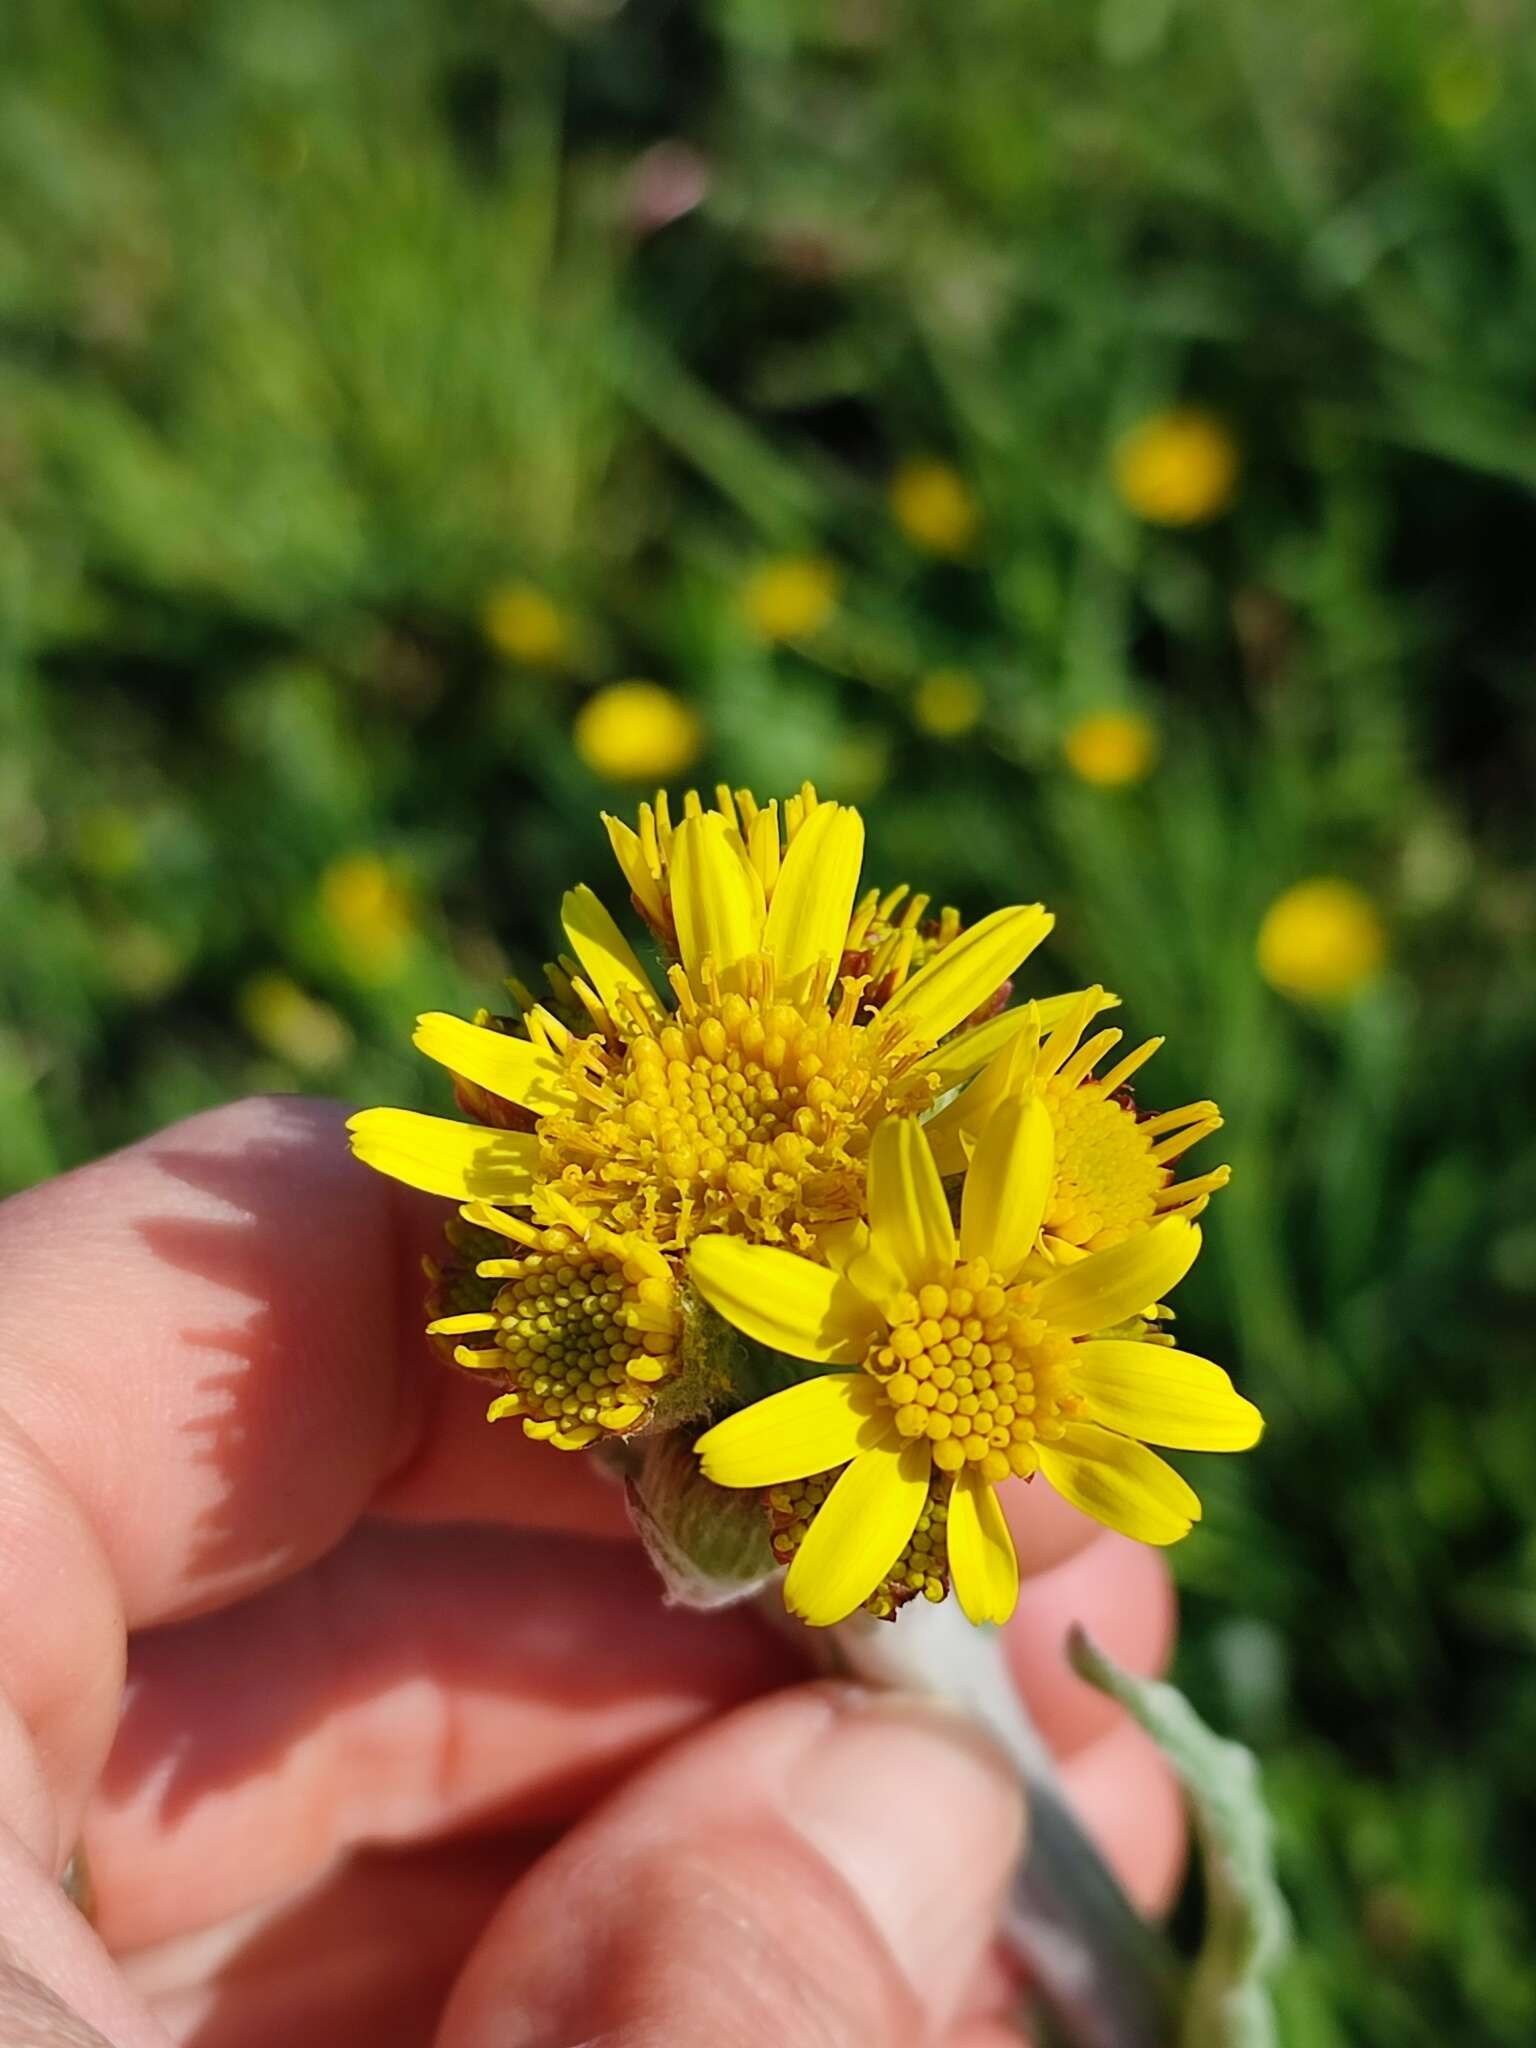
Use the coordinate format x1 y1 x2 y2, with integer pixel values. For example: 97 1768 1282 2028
541 964 938 1249
1043 1086 1173 1249
1035 1026 1227 1250
926 989 1230 1253
865 1258 1082 1482
430 1202 680 1450
1256 878 1386 1002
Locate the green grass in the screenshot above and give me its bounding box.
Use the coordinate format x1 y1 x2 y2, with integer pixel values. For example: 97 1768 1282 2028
3 2 1536 2037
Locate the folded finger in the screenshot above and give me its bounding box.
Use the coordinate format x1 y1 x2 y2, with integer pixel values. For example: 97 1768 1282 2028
0 1096 617 1641
0 1821 167 2048
0 1411 124 1861
0 1097 628 1835
437 1683 1026 2048
86 1521 794 1951
123 1837 539 2048
372 1366 630 1538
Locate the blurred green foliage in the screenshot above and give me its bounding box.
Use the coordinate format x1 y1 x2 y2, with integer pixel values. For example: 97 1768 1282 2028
3 1 1536 2038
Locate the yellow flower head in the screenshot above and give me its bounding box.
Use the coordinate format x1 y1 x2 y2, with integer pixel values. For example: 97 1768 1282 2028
740 555 841 641
889 460 981 557
573 681 703 785
1256 879 1386 1002
913 669 985 739
1426 48 1500 132
350 790 1063 1376
100 922 183 1001
925 989 1229 1254
691 1109 1261 1626
1113 408 1239 528
604 785 1060 1040
483 582 571 667
239 971 352 1074
75 804 146 880
319 853 416 983
1062 710 1158 789
426 1194 681 1449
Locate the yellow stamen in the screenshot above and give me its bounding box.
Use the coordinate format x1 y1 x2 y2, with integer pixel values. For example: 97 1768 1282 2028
538 957 939 1249
865 1255 1081 1482
449 1213 681 1449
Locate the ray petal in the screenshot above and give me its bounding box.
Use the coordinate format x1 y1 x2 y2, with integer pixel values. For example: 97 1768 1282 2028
670 812 767 984
924 988 1120 1089
1037 1421 1202 1545
868 1117 955 1284
1036 1218 1202 1337
412 1013 573 1115
947 1467 1021 1624
763 801 866 1002
347 1108 539 1204
688 1236 882 1363
959 1094 1055 1279
784 1437 933 1626
883 904 1054 1044
560 884 664 1024
1072 1341 1264 1451
601 812 665 927
695 1373 885 1488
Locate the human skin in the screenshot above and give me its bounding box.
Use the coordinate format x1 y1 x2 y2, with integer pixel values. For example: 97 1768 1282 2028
0 1096 1184 2047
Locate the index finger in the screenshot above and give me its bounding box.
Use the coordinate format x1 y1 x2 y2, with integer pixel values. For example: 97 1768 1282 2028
0 1095 626 1847
0 1094 621 1639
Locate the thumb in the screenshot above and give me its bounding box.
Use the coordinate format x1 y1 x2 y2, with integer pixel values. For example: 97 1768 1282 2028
436 1681 1026 2048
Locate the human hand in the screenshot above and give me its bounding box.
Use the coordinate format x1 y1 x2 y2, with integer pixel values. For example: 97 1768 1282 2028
0 1097 1184 2047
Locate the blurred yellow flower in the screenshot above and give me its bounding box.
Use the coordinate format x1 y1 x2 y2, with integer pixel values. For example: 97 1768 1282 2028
1113 408 1239 527
740 555 841 641
239 972 352 1073
483 582 571 667
828 729 893 802
319 853 416 983
75 805 146 881
1426 49 1500 131
1257 880 1387 1002
573 681 703 784
889 459 981 556
1063 710 1158 788
100 923 182 1000
913 668 985 738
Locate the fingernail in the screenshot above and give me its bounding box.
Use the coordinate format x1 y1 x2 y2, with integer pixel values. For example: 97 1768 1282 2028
782 1688 1026 2000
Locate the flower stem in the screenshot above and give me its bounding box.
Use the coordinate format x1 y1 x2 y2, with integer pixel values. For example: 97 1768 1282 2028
800 1598 1182 2048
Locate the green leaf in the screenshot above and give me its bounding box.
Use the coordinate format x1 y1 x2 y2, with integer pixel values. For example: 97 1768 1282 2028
1069 1629 1291 2048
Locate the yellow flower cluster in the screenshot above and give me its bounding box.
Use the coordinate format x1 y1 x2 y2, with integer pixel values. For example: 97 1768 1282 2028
320 854 416 984
573 681 702 784
913 669 985 739
1113 408 1239 528
1062 710 1158 789
351 781 1258 1628
889 459 981 557
740 556 841 641
1257 878 1386 1001
483 582 571 668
